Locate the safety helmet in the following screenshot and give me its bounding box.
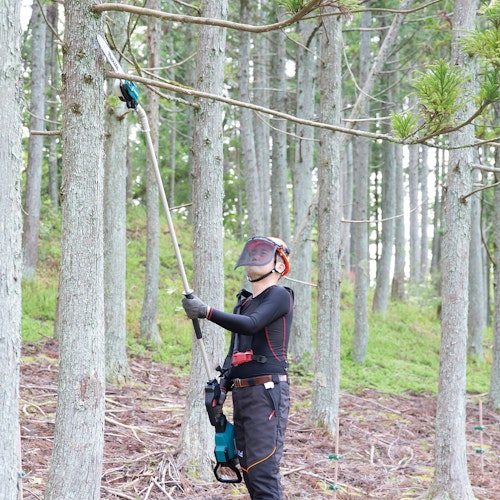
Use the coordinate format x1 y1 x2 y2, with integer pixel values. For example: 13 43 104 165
235 236 291 277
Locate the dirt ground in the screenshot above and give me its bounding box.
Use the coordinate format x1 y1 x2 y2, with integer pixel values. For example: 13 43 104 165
20 338 500 499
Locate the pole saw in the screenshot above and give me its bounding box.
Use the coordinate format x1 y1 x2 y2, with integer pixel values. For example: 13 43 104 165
97 34 241 484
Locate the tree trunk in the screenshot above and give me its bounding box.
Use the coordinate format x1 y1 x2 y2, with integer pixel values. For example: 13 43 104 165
238 0 261 236
104 12 132 383
420 145 430 278
140 0 162 344
45 0 106 497
408 143 421 285
392 143 405 300
467 153 484 360
351 7 371 363
489 136 500 409
0 1 23 496
22 0 47 280
270 21 291 244
46 2 60 211
253 1 271 235
372 98 396 316
178 0 228 481
429 1 478 498
289 18 316 364
309 5 342 433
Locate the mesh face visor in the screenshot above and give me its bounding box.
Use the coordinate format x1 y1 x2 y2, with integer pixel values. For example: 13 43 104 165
235 237 278 269
235 236 291 276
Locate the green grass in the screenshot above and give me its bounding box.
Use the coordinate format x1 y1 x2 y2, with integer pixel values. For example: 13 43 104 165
22 204 493 395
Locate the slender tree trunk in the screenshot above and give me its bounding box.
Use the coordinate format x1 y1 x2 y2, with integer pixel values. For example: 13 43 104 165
351 7 371 363
0 1 23 496
270 20 291 243
140 0 162 344
22 0 47 280
429 1 478 498
104 12 132 383
489 134 500 409
310 5 342 433
178 0 227 480
372 100 396 316
46 2 60 211
468 154 484 360
392 143 405 300
289 19 316 364
239 0 261 236
45 0 106 497
253 1 271 235
430 147 443 278
408 143 421 286
420 145 430 278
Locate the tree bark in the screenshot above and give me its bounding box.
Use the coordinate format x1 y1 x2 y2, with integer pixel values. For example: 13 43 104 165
238 0 261 236
45 0 106 497
489 133 500 409
467 152 484 360
351 7 371 363
140 0 162 344
104 11 133 382
289 18 316 364
22 0 47 280
0 0 23 496
270 19 291 244
429 1 478 498
310 5 342 433
178 0 228 480
392 143 406 300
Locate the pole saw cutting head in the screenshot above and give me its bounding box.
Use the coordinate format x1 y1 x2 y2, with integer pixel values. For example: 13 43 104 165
97 34 139 109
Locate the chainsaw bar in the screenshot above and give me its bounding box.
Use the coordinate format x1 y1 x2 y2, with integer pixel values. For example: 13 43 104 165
97 34 139 108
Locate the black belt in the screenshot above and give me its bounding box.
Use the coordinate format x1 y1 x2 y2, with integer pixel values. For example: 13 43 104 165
232 374 288 388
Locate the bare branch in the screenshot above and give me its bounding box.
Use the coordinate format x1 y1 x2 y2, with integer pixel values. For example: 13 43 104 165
94 0 323 33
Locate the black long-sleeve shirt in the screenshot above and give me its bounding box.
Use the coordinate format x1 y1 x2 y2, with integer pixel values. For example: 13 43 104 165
208 285 294 379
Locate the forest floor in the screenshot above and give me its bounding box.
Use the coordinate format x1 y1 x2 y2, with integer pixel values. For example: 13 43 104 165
20 338 500 500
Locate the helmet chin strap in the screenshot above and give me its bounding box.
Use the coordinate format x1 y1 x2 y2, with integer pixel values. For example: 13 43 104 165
247 268 278 283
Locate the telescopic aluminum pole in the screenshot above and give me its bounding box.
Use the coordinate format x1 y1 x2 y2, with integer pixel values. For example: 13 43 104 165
135 104 213 380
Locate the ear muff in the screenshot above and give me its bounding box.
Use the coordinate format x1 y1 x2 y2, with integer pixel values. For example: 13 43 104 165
276 247 291 277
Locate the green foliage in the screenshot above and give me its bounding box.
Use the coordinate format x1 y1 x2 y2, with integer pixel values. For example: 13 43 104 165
413 59 467 133
391 110 418 140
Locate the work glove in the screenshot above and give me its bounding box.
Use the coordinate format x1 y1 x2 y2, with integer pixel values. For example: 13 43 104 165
218 377 233 405
182 294 209 319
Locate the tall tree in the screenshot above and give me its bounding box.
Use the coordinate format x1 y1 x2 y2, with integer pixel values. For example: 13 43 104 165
0 0 23 496
140 0 162 344
372 94 396 316
468 159 485 360
104 12 133 382
490 132 500 410
289 18 317 364
270 17 291 243
351 7 371 363
253 1 271 235
429 1 478 497
238 0 261 236
408 143 421 285
392 142 405 300
46 2 61 211
45 0 106 497
178 0 228 480
310 4 342 433
22 0 47 279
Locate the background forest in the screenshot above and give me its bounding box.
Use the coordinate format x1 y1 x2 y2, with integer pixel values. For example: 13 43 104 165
2 0 500 498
